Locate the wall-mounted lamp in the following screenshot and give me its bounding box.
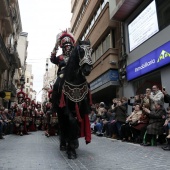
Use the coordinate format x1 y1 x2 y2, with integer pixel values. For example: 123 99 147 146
109 61 117 65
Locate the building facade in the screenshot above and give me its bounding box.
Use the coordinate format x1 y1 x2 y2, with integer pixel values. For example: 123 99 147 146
110 0 170 99
0 0 23 107
42 59 57 103
71 0 121 105
25 64 35 100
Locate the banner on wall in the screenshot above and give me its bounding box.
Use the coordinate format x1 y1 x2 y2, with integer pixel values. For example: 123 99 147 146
126 41 170 81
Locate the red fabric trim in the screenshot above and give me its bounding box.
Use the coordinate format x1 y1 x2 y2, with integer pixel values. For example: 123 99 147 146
88 90 93 106
80 114 91 144
59 91 66 108
75 103 82 122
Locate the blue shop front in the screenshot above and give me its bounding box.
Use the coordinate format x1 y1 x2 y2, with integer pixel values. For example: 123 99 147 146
126 41 170 94
90 69 119 105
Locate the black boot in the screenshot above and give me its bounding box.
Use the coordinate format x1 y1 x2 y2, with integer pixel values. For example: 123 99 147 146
162 138 170 151
59 135 67 151
0 133 4 139
67 148 77 159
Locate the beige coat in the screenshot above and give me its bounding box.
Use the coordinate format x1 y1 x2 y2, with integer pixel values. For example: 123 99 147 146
127 110 142 123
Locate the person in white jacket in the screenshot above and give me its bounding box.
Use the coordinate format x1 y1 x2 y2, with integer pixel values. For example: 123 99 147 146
149 85 164 111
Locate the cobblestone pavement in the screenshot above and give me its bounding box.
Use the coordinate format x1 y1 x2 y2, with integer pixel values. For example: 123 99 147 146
0 131 170 170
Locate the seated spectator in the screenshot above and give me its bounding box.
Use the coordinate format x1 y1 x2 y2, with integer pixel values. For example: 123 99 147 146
0 109 4 139
141 101 165 146
98 102 105 116
121 104 142 142
89 110 97 132
94 107 107 136
162 106 170 151
1 108 10 135
130 103 150 143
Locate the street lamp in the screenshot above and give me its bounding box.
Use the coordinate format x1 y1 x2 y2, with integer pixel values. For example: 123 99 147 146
20 75 25 90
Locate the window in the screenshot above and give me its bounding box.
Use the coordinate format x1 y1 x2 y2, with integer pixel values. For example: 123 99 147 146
106 34 111 49
103 37 107 53
95 7 101 20
27 78 29 83
95 44 102 60
92 51 96 63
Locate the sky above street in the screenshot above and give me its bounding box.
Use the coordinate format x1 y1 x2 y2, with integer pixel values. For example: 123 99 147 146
18 0 72 101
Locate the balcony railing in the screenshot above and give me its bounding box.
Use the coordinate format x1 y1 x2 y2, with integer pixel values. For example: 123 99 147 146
3 79 17 97
0 35 11 64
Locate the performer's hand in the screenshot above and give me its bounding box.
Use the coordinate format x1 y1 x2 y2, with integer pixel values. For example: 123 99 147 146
59 55 64 60
51 52 56 57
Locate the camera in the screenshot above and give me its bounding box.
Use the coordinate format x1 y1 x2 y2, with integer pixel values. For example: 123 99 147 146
163 87 166 91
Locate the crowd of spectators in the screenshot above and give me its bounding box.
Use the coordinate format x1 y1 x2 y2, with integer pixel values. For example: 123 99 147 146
89 84 170 151
0 103 46 139
1 84 170 152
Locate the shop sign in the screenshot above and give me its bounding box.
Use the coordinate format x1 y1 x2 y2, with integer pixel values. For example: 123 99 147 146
126 41 170 81
90 70 119 90
4 91 11 100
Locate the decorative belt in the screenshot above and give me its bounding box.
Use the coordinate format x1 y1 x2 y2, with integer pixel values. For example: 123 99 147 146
63 81 88 103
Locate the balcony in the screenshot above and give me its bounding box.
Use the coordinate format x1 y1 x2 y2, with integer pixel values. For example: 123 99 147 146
9 46 21 68
110 0 143 21
0 35 11 70
71 0 77 12
3 80 17 97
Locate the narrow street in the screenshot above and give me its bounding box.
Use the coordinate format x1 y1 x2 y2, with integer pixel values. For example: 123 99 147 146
0 131 170 170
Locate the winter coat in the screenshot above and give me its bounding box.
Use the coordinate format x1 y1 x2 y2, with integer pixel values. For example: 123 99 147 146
150 90 164 110
164 94 170 106
146 108 165 135
113 105 127 123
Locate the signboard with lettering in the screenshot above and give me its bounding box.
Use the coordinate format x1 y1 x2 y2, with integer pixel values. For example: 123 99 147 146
90 70 119 90
4 91 11 100
126 41 170 81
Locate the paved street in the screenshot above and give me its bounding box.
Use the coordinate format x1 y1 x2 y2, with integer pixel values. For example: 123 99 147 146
0 131 170 170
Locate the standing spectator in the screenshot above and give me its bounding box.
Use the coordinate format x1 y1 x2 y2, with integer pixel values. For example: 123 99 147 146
149 85 164 111
102 109 115 137
113 100 127 139
141 101 165 146
121 97 128 114
141 88 151 108
128 95 141 112
111 98 118 110
162 88 170 106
